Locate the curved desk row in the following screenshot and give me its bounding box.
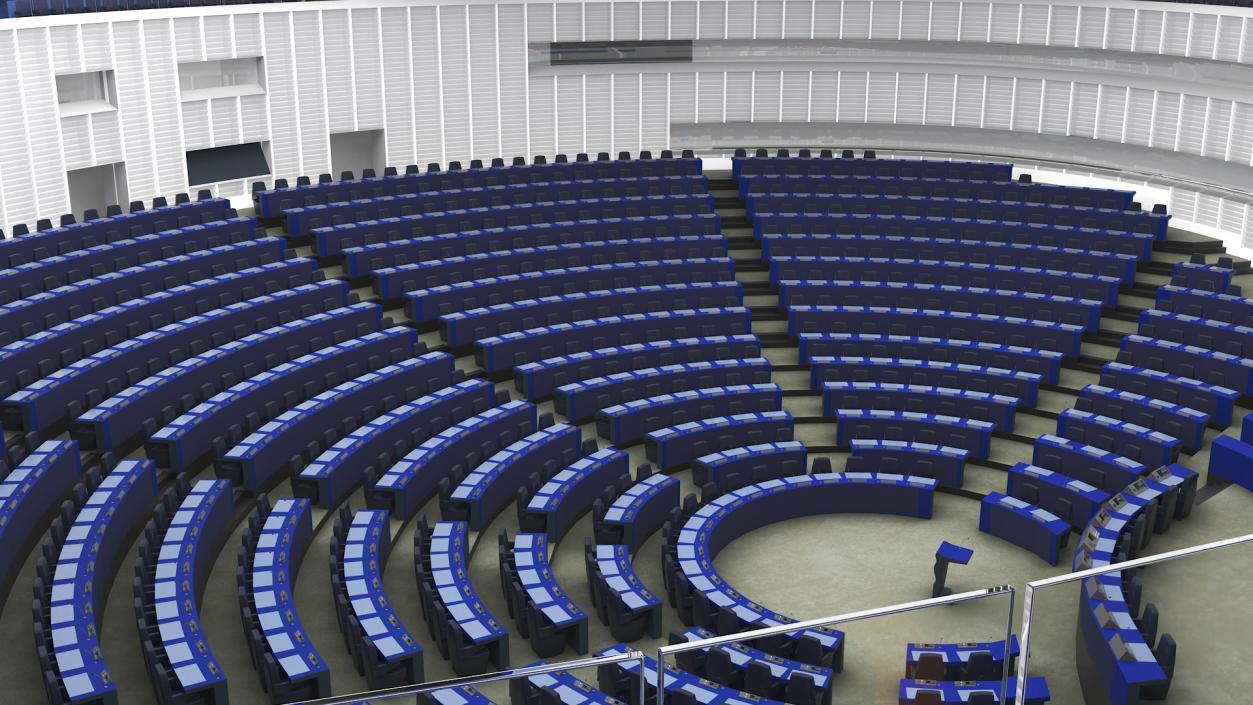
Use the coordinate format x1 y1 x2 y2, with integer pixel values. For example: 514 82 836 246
142 307 412 475
238 498 327 702
557 357 769 425
286 174 708 237
498 531 588 657
70 302 385 452
257 152 701 219
732 155 1009 181
36 459 157 705
0 236 290 354
0 260 326 423
1098 361 1236 428
407 257 733 323
368 400 537 520
216 350 453 491
0 440 80 594
668 473 938 670
846 439 968 489
763 232 1137 284
789 304 1083 358
778 279 1102 330
444 423 587 531
772 256 1119 309
476 307 753 374
647 411 794 472
445 280 743 351
293 377 497 509
330 508 423 688
835 409 995 460
352 212 721 280
414 521 509 676
672 626 833 705
137 479 234 705
515 335 760 402
739 173 1129 209
798 332 1061 385
373 235 728 300
1119 334 1253 397
822 382 1018 431
520 448 630 542
691 441 808 494
1077 385 1208 453
315 193 715 257
596 384 783 446
584 542 663 643
0 217 257 305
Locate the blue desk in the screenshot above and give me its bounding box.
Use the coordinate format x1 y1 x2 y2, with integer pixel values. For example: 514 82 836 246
596 383 783 446
142 305 396 474
476 307 752 374
1032 434 1146 495
1077 384 1208 453
1209 436 1253 492
740 173 1130 210
407 257 732 322
0 276 343 435
835 409 995 460
246 498 329 700
217 351 451 491
778 279 1102 330
979 492 1070 565
446 424 584 530
419 521 509 674
0 440 79 593
520 448 630 541
501 532 588 655
43 459 157 705
898 676 1051 704
671 473 937 669
847 439 968 489
1156 284 1253 324
293 378 497 508
368 400 537 520
1007 463 1111 532
771 256 1120 308
905 637 1019 680
798 332 1062 385
443 281 742 348
822 381 1018 431
673 626 834 705
556 357 768 424
517 666 623 705
597 473 680 552
69 303 385 451
1099 361 1236 427
1171 260 1232 293
1120 334 1253 396
336 509 423 687
516 334 760 401
763 232 1138 283
647 410 794 472
789 304 1083 357
596 643 787 705
1139 308 1253 359
585 543 663 642
347 212 721 277
146 480 234 703
691 441 808 493
1057 409 1180 469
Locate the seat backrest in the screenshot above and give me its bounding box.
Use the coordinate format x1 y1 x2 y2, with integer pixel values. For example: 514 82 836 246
914 652 946 680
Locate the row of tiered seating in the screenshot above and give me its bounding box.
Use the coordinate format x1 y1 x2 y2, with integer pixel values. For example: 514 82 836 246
134 478 234 705
329 506 424 689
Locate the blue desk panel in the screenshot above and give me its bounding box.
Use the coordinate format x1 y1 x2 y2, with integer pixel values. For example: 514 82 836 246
978 492 1070 565
516 335 761 401
520 448 630 541
646 410 795 471
798 332 1062 385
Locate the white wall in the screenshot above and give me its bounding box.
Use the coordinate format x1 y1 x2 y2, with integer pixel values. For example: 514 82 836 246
2 0 1252 246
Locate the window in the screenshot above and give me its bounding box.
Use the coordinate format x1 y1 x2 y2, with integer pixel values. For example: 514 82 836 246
56 71 117 117
548 40 694 65
178 58 265 101
185 142 271 186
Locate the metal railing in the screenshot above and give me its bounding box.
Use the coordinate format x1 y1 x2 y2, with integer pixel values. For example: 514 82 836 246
655 586 1017 704
1013 531 1253 701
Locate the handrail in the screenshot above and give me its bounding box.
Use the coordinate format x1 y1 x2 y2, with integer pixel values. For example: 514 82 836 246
656 585 1017 705
1014 531 1253 702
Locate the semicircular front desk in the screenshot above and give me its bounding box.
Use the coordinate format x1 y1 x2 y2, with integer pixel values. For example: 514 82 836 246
668 472 938 671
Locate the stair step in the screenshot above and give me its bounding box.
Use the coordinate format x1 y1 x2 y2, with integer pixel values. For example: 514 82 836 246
1154 238 1226 255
